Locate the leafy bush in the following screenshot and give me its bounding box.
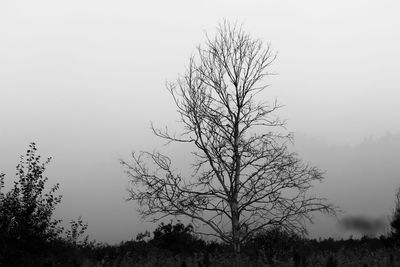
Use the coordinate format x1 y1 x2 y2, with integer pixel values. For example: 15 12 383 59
0 143 63 263
149 221 206 254
0 143 94 266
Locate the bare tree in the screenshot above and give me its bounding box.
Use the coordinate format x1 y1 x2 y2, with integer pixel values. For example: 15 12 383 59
121 21 334 255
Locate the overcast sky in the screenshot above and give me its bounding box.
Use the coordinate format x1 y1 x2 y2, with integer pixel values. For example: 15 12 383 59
1 0 400 243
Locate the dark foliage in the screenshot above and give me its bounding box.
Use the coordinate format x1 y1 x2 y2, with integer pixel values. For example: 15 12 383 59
0 143 94 266
326 254 338 267
48 228 400 266
0 143 63 264
243 227 303 263
149 221 206 254
391 213 400 240
390 186 400 241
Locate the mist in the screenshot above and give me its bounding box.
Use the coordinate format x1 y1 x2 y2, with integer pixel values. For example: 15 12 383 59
1 0 400 244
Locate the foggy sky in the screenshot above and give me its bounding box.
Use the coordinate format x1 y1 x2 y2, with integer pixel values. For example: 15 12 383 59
1 0 400 244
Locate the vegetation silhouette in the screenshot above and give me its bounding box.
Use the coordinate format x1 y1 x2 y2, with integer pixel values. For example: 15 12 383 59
149 221 206 255
31 223 399 266
0 143 63 264
390 186 400 241
0 143 91 266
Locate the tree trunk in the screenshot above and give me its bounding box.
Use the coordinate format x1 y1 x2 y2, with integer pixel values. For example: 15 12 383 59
231 202 241 266
232 110 241 266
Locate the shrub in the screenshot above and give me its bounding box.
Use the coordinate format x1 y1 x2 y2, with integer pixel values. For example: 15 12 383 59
0 143 63 264
149 221 206 254
243 227 303 263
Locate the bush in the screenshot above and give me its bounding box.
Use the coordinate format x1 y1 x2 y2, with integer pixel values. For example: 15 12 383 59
149 221 206 254
243 227 303 263
0 143 63 264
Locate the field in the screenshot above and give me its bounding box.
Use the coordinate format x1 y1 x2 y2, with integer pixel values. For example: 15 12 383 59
3 228 399 267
